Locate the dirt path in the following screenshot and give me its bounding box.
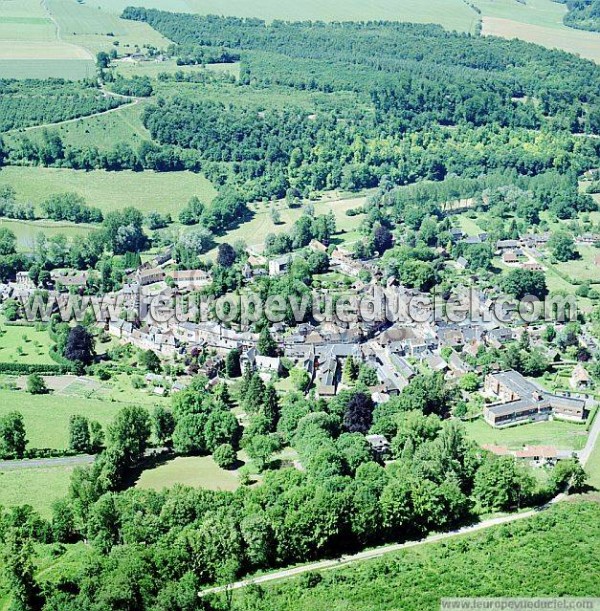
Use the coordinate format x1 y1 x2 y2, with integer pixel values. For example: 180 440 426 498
39 0 94 61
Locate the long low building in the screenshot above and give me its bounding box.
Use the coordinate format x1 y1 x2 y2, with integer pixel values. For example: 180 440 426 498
484 370 589 427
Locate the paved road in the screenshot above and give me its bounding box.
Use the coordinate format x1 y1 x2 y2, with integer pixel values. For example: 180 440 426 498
0 454 94 471
580 407 600 466
198 508 544 597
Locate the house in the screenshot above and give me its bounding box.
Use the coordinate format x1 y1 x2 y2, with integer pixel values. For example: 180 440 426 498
426 354 448 373
138 267 165 286
521 262 544 272
51 270 88 288
309 239 328 253
502 251 519 264
317 357 338 396
171 269 211 288
456 256 469 270
365 434 391 455
483 370 589 427
447 351 472 376
570 364 591 390
269 254 292 276
449 228 464 242
514 445 558 466
485 327 513 349
496 239 521 252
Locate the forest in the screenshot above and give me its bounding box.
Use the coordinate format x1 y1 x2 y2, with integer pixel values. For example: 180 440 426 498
120 9 600 199
559 0 600 31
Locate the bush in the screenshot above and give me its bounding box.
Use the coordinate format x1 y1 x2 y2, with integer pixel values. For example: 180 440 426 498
213 443 237 469
26 373 47 395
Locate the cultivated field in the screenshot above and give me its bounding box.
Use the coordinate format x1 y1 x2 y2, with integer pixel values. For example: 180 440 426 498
0 0 95 79
463 417 588 451
476 0 600 62
135 455 241 492
0 166 216 216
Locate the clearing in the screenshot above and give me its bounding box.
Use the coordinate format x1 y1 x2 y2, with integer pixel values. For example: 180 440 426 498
135 455 241 492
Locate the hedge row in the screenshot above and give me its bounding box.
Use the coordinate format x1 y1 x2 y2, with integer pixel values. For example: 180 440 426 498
0 362 70 375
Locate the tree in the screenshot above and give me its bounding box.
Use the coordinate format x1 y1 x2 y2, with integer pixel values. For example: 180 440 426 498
289 367 310 392
69 414 91 453
107 405 151 465
343 392 374 434
225 348 241 378
262 385 280 431
342 356 359 384
502 268 548 299
26 373 47 395
172 414 205 455
96 51 110 69
473 454 535 511
245 434 276 472
0 411 27 458
459 372 480 392
244 374 266 413
216 243 236 268
213 443 237 469
549 231 577 262
89 420 105 453
152 406 175 446
373 224 393 254
140 349 161 373
257 327 277 357
1 528 41 611
64 325 95 366
0 227 16 255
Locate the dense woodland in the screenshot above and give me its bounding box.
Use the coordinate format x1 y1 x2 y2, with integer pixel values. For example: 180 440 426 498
118 9 600 200
558 0 600 31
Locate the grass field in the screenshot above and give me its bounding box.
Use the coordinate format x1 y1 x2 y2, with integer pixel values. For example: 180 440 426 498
0 324 54 365
0 166 216 216
113 59 241 79
551 245 600 285
0 218 94 251
476 0 600 62
464 417 588 451
135 455 241 492
0 464 74 517
0 388 126 449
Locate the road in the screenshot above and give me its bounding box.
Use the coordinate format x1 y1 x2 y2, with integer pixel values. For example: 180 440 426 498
198 507 545 597
580 407 600 466
0 454 94 470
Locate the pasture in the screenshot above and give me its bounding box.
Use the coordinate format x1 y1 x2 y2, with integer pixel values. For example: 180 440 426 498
0 218 93 251
0 464 73 517
463 417 588 451
0 324 54 365
0 388 125 449
551 245 600 285
477 0 600 62
113 58 241 79
0 166 216 216
135 455 241 492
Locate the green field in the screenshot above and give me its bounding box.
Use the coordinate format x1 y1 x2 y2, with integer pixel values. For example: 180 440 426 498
551 245 600 285
0 464 74 517
0 388 126 449
0 218 93 251
135 455 241 492
0 324 55 365
0 166 216 216
232 501 600 610
464 417 588 451
476 0 600 62
113 58 240 79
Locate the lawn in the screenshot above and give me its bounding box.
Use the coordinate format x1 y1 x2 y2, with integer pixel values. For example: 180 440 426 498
135 455 241 492
0 324 54 365
477 0 600 62
464 417 588 451
0 388 126 449
0 166 216 216
551 245 600 285
0 465 73 517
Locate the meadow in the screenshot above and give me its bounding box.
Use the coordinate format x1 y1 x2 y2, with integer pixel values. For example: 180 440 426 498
0 324 55 365
0 388 126 449
135 455 241 492
0 464 74 517
113 58 241 79
0 218 93 251
0 166 216 215
463 417 588 451
232 501 600 610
